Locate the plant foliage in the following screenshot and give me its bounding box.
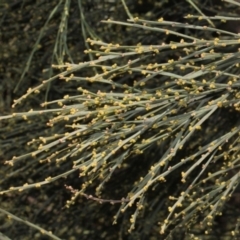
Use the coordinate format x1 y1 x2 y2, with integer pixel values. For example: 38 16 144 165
1 0 240 239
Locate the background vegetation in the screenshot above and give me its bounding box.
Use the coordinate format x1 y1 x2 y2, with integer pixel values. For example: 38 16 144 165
1 0 240 239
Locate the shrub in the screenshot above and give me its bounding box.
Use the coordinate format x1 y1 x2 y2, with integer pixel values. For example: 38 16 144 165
1 0 240 239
